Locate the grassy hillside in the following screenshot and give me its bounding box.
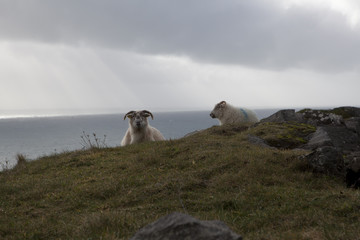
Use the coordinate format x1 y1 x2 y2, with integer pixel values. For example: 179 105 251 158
1 123 360 239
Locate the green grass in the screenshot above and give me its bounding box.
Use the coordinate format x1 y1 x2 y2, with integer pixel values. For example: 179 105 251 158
1 124 360 239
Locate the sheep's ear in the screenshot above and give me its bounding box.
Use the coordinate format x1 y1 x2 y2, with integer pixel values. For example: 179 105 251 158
124 111 136 120
141 110 154 120
219 101 227 107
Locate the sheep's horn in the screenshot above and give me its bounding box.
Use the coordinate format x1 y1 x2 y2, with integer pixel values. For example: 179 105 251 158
124 111 136 120
141 110 154 120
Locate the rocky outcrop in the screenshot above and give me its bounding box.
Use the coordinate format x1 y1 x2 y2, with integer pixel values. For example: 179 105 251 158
300 109 343 125
344 117 360 137
305 125 360 151
259 107 360 188
130 212 242 240
260 109 304 123
305 146 345 176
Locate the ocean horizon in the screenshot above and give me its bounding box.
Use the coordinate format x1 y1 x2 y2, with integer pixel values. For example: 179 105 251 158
0 109 282 171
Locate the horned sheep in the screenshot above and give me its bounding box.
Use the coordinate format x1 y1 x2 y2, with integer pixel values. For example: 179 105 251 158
210 101 259 125
121 110 165 146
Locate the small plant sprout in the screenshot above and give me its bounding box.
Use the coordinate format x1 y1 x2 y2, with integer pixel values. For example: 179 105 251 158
80 131 107 149
16 154 27 165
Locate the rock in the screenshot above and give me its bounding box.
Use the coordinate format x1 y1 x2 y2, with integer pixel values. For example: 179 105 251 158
305 127 332 149
345 152 360 188
258 107 360 187
262 107 360 126
299 107 360 126
306 126 360 151
130 212 242 240
345 152 360 171
344 117 360 136
304 126 360 178
299 109 343 126
306 146 344 176
346 169 360 189
261 109 304 123
332 106 360 118
322 126 360 151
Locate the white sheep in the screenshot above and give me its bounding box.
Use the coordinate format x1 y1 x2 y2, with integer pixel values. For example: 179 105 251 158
121 110 165 146
210 101 259 125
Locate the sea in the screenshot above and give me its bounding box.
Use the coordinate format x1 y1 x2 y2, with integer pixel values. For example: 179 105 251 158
0 109 280 171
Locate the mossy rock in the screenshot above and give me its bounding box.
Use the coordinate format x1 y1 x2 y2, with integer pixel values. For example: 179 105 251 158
298 107 360 120
331 107 360 119
249 122 316 149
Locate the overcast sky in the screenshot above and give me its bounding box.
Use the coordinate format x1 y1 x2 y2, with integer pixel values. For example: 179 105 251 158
1 0 359 115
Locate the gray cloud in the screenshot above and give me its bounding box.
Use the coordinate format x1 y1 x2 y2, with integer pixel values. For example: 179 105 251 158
1 0 360 72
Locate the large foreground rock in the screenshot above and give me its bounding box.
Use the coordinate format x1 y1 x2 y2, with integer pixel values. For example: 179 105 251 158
305 146 344 176
305 126 360 151
130 212 242 240
304 125 360 176
344 117 360 136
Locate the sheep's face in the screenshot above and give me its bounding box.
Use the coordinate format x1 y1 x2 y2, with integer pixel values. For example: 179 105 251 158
210 101 226 119
124 110 154 130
